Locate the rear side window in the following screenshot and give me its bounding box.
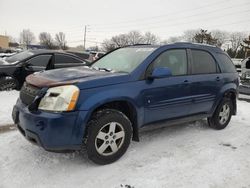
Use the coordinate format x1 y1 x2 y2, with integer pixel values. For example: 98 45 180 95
55 54 83 64
27 55 52 67
217 53 236 73
191 50 217 74
152 49 188 76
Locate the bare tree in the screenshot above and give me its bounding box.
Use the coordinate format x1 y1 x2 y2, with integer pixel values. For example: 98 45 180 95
102 30 161 51
39 32 54 49
193 29 218 45
182 29 199 42
230 32 247 53
55 32 67 50
211 30 229 47
102 39 117 52
162 36 182 44
19 29 35 48
111 34 130 47
143 32 159 44
127 30 144 45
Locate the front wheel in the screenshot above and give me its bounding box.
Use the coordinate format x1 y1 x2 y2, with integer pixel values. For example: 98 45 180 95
86 109 132 165
208 98 233 130
0 77 18 91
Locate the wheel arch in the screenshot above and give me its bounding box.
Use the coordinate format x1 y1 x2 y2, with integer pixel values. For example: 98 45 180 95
223 89 237 115
86 99 140 142
213 86 237 116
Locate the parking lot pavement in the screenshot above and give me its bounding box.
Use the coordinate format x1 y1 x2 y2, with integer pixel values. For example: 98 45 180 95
1 99 250 188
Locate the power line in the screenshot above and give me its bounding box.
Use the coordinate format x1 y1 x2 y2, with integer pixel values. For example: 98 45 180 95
91 0 231 27
90 3 250 32
23 0 238 33
67 19 250 46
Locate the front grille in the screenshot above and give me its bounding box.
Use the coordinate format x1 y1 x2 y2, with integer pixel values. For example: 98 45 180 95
20 82 41 106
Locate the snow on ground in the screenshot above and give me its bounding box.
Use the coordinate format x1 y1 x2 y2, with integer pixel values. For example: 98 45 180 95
0 91 19 126
1 98 250 188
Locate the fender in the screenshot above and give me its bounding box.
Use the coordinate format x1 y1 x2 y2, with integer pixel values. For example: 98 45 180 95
211 83 238 115
78 88 143 124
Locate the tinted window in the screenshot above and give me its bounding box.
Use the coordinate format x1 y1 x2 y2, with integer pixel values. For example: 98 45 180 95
27 55 52 67
55 54 83 64
191 50 217 74
152 49 188 76
217 53 237 73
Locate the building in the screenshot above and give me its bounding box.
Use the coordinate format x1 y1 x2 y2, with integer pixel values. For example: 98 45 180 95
0 35 9 48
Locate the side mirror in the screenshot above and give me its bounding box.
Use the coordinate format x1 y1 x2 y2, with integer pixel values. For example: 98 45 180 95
148 67 172 79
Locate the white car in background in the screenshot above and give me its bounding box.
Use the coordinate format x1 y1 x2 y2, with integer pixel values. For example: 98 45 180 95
241 57 250 80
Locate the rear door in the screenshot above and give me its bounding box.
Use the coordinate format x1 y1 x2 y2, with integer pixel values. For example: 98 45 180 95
142 49 192 124
53 54 85 69
187 49 223 115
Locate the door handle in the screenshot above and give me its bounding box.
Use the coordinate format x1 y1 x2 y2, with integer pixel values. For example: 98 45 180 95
216 77 220 81
183 80 189 83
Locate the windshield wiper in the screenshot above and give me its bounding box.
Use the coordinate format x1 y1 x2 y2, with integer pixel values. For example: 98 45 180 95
99 67 113 72
92 66 113 72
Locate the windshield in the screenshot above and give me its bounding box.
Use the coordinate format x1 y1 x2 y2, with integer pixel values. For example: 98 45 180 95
5 50 34 63
91 47 156 73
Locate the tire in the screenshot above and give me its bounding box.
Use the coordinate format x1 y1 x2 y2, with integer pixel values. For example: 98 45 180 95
208 98 233 130
0 77 18 91
86 109 132 165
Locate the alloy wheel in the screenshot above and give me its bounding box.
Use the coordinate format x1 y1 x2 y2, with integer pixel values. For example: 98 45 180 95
95 122 125 156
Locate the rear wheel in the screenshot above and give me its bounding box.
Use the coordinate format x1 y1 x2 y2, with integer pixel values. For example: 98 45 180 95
85 109 132 165
208 98 233 130
0 77 18 91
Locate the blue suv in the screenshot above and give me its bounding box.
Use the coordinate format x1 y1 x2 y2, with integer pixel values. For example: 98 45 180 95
12 43 239 164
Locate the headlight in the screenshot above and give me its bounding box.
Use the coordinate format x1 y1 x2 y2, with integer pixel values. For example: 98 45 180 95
38 85 79 112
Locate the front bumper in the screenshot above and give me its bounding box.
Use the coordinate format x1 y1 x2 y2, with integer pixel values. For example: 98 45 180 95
12 99 88 151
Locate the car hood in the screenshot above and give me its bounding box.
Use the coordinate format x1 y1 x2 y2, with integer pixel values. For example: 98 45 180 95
26 67 131 89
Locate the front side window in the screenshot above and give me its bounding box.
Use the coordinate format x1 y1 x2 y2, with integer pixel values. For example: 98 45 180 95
92 47 156 73
191 50 217 74
152 49 188 76
27 55 52 68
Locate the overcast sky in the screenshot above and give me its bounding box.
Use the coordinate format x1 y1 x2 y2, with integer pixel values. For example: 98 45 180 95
0 0 250 47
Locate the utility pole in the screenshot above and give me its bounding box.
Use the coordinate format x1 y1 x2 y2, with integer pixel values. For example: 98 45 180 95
83 25 87 50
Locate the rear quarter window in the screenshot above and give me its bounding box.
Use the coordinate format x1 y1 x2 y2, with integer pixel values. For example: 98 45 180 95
55 54 83 64
191 50 217 74
217 53 237 73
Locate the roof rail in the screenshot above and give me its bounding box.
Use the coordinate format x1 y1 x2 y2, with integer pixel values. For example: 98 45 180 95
173 42 217 47
131 43 152 46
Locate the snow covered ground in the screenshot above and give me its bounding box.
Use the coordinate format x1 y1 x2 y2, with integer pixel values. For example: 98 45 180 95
0 91 250 188
0 91 19 127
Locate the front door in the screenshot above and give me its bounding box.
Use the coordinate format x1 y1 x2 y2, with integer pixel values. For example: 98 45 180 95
142 49 192 124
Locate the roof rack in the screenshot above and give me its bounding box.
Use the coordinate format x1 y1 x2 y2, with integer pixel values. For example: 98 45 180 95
173 42 217 47
131 43 152 46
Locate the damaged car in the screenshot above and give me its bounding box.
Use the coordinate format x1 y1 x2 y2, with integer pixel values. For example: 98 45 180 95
12 43 239 164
